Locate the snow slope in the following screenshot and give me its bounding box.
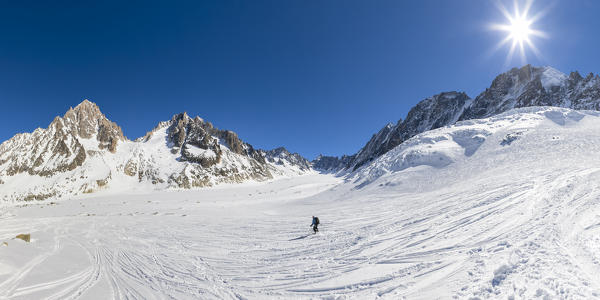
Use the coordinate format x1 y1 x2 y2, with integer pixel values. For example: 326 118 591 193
2 107 600 299
322 65 600 173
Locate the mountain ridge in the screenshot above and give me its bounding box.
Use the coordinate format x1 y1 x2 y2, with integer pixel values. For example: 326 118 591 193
314 65 600 171
0 101 313 202
3 65 600 202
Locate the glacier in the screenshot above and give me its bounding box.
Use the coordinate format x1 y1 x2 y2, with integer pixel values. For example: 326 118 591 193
2 106 600 299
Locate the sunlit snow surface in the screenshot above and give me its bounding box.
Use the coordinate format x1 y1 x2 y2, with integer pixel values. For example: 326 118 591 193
2 107 600 299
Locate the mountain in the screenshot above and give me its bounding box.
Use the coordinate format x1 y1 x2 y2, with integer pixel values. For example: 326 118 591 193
0 100 125 179
123 112 275 189
343 106 600 298
350 91 472 170
320 65 600 171
312 154 355 173
352 106 592 186
261 147 312 175
5 106 600 299
0 101 312 202
460 65 600 120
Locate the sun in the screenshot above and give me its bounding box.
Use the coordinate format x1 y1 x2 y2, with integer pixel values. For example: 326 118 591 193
490 0 548 65
508 16 532 43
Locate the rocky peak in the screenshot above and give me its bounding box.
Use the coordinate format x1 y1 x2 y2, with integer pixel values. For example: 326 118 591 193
460 65 542 120
161 112 264 168
262 147 311 171
51 99 126 152
1 101 315 201
569 71 583 82
348 91 471 170
585 72 595 81
459 65 600 121
336 66 600 174
488 65 536 91
312 154 355 172
0 99 130 179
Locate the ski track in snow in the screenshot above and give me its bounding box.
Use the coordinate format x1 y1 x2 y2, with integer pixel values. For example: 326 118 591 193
2 107 600 299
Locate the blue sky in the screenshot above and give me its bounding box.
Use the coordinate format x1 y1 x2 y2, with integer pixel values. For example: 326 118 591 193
1 0 599 159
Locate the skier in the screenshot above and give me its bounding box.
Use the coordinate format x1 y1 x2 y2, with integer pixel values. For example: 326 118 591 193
311 216 320 234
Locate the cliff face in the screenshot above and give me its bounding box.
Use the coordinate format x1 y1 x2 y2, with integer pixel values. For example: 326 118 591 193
460 65 600 121
0 100 124 178
350 91 472 170
324 65 600 172
125 112 274 189
0 101 312 202
316 91 472 171
262 147 311 171
312 154 355 172
61 99 126 152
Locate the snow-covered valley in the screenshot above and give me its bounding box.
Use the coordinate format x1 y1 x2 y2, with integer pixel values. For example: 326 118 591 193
2 107 600 299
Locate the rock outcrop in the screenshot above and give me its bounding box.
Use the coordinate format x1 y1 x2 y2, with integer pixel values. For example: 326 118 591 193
460 65 600 120
0 100 124 178
125 112 273 188
261 147 312 172
0 101 312 202
312 154 355 172
325 65 600 172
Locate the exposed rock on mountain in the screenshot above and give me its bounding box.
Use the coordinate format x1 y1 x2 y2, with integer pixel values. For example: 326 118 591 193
328 65 600 172
0 100 124 178
3 65 599 201
261 147 311 172
125 112 273 189
321 91 472 171
62 99 126 152
350 91 471 170
165 113 265 166
0 101 312 202
460 65 600 120
312 154 355 172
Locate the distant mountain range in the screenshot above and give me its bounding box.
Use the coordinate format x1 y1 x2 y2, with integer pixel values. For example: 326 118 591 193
313 65 600 171
2 65 600 202
0 100 311 202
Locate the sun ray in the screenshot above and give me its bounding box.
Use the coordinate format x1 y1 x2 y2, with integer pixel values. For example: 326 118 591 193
504 39 518 68
529 29 547 39
521 0 534 19
525 39 543 60
490 0 547 65
528 0 556 24
519 40 527 65
493 0 513 22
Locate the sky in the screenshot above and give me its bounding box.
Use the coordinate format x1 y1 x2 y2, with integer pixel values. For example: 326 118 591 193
1 0 599 159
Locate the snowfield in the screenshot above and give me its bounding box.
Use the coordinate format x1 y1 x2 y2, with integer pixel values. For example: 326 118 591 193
2 107 600 299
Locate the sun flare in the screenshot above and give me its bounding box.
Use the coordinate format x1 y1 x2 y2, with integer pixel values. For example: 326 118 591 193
490 0 548 65
508 16 532 43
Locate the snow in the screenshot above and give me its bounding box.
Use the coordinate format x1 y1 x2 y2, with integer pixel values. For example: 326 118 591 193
2 107 600 298
541 66 567 92
0 121 301 203
184 144 217 159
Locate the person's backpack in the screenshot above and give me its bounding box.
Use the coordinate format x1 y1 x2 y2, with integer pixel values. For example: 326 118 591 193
315 217 320 225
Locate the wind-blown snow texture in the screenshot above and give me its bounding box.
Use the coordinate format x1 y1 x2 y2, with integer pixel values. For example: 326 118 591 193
316 65 600 171
2 106 600 299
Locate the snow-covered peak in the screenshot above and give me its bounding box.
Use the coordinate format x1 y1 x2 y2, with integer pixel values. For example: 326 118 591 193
460 65 600 121
0 99 126 183
0 104 312 202
540 66 567 92
261 147 312 174
55 99 126 152
352 106 597 187
344 91 472 170
323 66 600 174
